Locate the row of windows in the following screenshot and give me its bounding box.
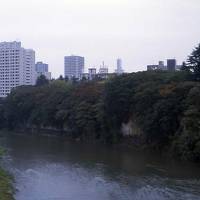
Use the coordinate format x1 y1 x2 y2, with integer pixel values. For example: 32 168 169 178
0 86 16 89
0 50 20 52
0 56 19 59
0 91 10 93
0 77 19 80
0 80 19 82
0 60 19 62
0 73 19 74
0 79 19 81
0 67 19 69
0 69 19 71
0 62 19 68
0 57 19 59
0 82 19 85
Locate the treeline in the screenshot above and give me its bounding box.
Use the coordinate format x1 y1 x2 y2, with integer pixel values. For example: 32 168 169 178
0 70 200 162
0 44 200 162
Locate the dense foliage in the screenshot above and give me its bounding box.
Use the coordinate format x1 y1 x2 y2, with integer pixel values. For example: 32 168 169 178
182 43 200 81
0 70 200 162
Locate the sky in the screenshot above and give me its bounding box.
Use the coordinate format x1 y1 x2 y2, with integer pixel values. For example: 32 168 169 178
0 0 199 78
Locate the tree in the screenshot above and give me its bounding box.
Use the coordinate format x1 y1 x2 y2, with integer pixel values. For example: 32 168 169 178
64 76 69 82
36 75 49 86
187 43 200 81
181 62 189 72
58 75 64 81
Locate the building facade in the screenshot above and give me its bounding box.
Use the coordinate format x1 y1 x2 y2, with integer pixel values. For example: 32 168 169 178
147 59 179 71
167 59 176 71
35 61 48 73
98 62 109 79
0 41 36 97
158 61 166 70
147 64 158 71
35 61 51 80
115 58 124 75
64 56 84 80
88 68 96 80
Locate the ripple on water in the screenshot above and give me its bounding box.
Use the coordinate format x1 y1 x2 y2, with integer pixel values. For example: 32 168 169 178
12 164 200 200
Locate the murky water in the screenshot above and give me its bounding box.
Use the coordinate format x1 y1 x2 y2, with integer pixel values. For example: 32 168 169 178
0 134 200 200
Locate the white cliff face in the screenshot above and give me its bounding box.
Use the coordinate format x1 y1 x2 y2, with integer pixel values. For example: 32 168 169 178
121 119 142 137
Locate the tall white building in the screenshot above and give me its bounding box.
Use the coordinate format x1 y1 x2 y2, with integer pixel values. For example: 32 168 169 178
64 55 84 80
115 58 124 75
0 41 36 97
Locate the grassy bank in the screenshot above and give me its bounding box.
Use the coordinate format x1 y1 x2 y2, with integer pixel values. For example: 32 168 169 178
0 148 14 200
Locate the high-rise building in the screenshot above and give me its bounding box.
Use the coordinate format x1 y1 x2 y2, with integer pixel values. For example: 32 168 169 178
115 58 124 74
147 59 179 71
158 61 165 70
36 61 48 73
98 62 109 79
167 59 176 71
35 62 51 80
88 68 96 80
64 56 84 80
0 41 36 97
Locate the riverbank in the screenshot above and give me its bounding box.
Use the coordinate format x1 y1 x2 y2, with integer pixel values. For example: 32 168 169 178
0 167 13 200
0 71 200 162
0 148 14 200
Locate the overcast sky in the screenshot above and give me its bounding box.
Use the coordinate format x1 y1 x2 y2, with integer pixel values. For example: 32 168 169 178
0 0 199 78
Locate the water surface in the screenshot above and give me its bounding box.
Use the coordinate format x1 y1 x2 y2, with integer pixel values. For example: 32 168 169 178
1 134 200 200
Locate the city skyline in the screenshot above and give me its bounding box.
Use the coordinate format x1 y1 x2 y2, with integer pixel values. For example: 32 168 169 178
0 0 199 78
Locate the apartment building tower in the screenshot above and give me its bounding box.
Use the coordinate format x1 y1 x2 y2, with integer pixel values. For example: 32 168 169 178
115 58 124 75
167 59 176 71
64 55 84 80
35 61 51 80
0 41 36 97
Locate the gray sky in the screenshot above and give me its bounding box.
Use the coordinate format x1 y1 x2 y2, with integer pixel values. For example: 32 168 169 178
0 0 200 78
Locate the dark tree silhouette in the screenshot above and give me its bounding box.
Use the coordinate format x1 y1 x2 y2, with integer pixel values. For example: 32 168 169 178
58 75 64 80
181 62 189 72
36 75 49 86
187 43 200 81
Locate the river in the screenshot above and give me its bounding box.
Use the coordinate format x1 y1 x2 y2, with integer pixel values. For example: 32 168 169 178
0 134 200 200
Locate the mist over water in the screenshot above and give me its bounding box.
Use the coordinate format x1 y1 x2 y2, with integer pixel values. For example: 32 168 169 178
1 134 200 200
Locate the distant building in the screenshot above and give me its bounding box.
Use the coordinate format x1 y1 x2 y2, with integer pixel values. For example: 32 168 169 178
167 59 176 71
147 59 179 72
64 55 84 80
0 41 36 97
81 73 89 80
37 71 51 80
35 62 51 80
147 65 158 71
88 68 96 80
115 58 124 75
36 62 48 73
158 61 166 70
98 62 109 79
176 65 182 71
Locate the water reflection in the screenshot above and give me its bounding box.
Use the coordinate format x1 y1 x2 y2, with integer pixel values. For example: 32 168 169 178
1 134 200 200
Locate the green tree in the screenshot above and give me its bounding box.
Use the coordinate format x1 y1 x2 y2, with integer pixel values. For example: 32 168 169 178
58 75 64 80
36 75 49 86
187 43 200 81
181 62 189 72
